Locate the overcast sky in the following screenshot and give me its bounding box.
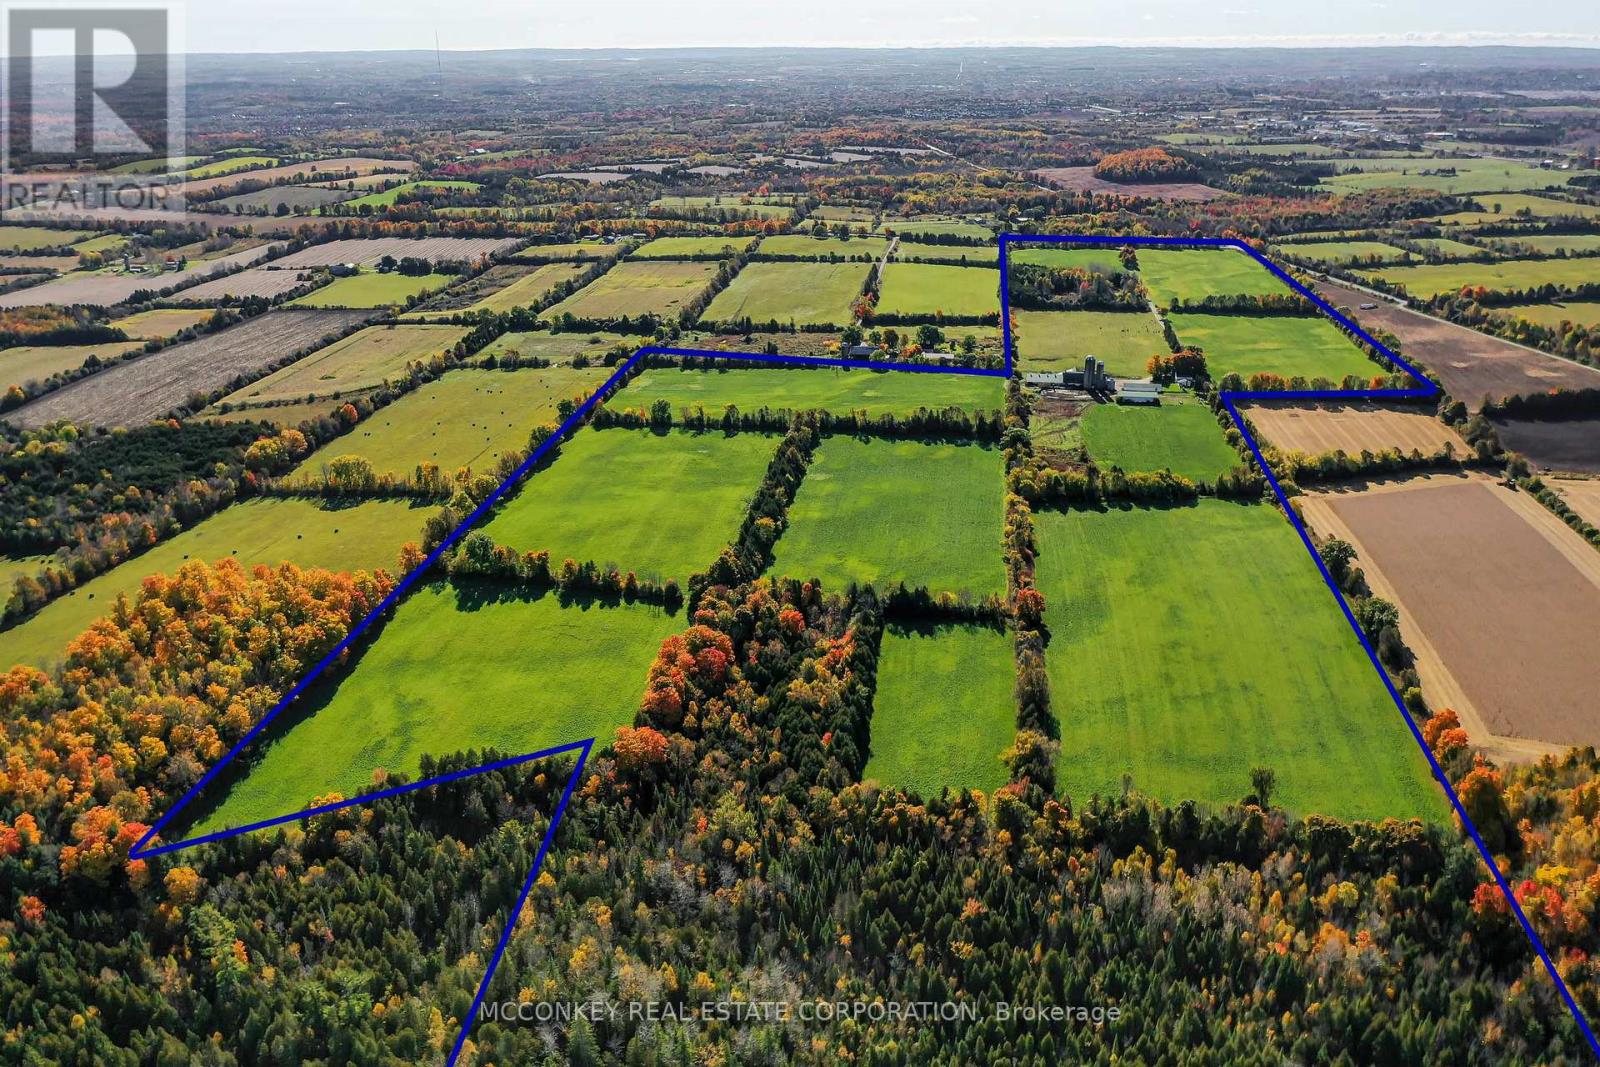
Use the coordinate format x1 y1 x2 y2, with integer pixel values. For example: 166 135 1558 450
156 0 1596 53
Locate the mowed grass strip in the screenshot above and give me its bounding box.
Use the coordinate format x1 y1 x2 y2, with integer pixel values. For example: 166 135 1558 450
755 235 890 259
544 260 719 320
1167 313 1376 382
197 587 679 833
1013 309 1167 377
1136 248 1291 305
632 235 757 258
1357 257 1600 298
618 366 1003 418
219 324 470 406
290 366 614 482
1034 501 1443 822
1 341 146 389
700 261 870 327
865 623 1016 797
770 437 1004 597
1082 397 1241 482
875 263 999 318
2 497 425 670
288 271 458 309
480 427 777 580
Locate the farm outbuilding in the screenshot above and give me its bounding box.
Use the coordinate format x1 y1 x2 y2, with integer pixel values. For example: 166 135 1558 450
1117 380 1162 405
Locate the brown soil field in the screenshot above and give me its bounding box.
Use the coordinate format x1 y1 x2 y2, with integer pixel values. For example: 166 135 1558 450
1035 166 1227 202
0 246 274 309
1313 278 1600 406
268 237 520 269
1242 400 1469 457
1301 474 1600 756
1553 478 1600 528
1491 415 1600 474
1 309 370 428
173 267 323 303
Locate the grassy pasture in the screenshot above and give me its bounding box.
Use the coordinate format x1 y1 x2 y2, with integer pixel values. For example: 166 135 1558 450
0 341 146 389
1081 395 1241 482
1008 246 1132 272
755 235 890 259
219 325 471 406
1490 234 1600 255
1501 301 1600 330
1423 194 1600 224
1405 237 1489 258
408 262 590 319
339 180 482 210
1323 159 1594 195
811 205 877 223
0 555 48 588
617 366 1003 417
481 427 776 580
197 588 679 833
1033 501 1443 822
1357 257 1600 298
203 398 339 427
700 261 870 327
290 366 613 483
182 155 278 179
517 242 625 261
864 623 1015 797
1167 313 1376 382
1 497 424 671
884 219 994 241
476 330 636 364
1272 240 1413 266
0 226 96 251
108 308 215 339
1012 309 1168 377
287 270 458 309
1137 248 1291 305
544 260 719 321
875 263 1000 319
770 437 1004 597
650 195 794 220
109 155 206 174
631 236 757 258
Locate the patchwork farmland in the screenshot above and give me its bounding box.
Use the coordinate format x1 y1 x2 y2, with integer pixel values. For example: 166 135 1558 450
216 323 469 407
543 260 719 320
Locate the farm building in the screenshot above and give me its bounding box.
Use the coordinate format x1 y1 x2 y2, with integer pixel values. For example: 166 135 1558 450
1024 355 1115 393
1117 379 1162 405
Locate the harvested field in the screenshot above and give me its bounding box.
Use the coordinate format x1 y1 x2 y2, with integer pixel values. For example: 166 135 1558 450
0 226 96 251
0 254 79 272
172 267 321 303
1491 415 1600 473
218 324 469 406
699 261 870 327
1035 166 1226 201
1301 476 1600 754
0 245 274 309
544 260 719 321
1 310 369 428
108 307 215 339
0 340 146 389
178 157 413 197
1553 479 1600 528
1312 278 1600 405
1241 400 1469 457
206 185 359 214
407 262 590 319
268 237 519 270
512 242 622 262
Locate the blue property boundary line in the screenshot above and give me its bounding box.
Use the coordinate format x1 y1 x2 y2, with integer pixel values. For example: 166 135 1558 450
123 234 1597 1060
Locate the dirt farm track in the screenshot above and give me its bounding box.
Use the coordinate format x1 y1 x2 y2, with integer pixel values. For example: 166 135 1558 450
1300 474 1600 760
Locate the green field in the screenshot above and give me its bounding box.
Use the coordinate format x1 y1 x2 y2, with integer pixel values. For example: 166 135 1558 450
288 271 458 308
219 325 471 405
1272 240 1413 266
1358 257 1600 298
70 233 132 257
109 155 206 174
477 330 636 364
1082 396 1241 482
182 155 278 179
1033 501 1443 821
875 263 999 318
631 236 757 258
1 497 424 670
885 220 994 241
481 427 776 580
650 195 794 220
517 242 624 261
1406 237 1489 258
864 623 1015 797
339 180 482 210
409 262 589 319
811 205 877 224
1489 234 1600 255
0 226 96 251
1008 247 1132 272
755 235 890 259
617 366 1003 417
108 307 215 339
1167 313 1376 382
1323 158 1595 195
0 555 48 588
544 260 719 321
0 340 146 388
895 244 998 265
700 261 870 327
770 437 1004 596
291 366 613 483
1502 300 1600 330
1137 248 1290 305
1013 309 1168 377
196 587 678 832
203 397 340 427
1422 193 1600 224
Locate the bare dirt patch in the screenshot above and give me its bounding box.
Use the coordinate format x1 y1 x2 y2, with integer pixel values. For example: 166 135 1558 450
1313 278 1600 406
1301 474 1600 755
1242 400 1468 456
174 267 323 303
1034 166 1226 202
1 309 370 428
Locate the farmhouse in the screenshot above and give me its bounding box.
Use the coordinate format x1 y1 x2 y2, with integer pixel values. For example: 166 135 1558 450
1117 380 1162 405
